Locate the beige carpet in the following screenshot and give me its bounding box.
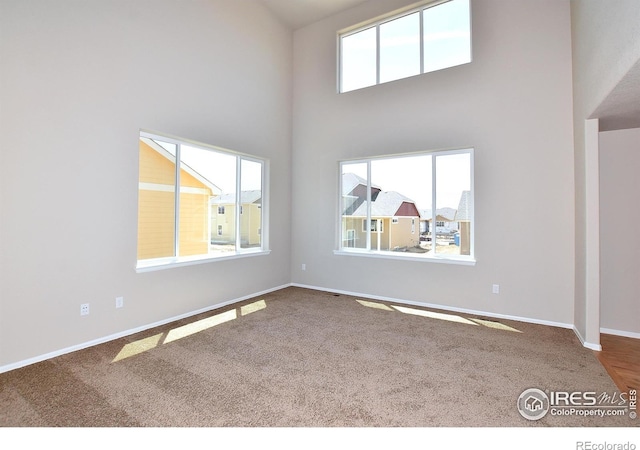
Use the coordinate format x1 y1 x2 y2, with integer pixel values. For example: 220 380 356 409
0 287 636 427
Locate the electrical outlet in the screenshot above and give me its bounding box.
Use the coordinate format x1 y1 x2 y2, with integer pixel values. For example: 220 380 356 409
301 264 306 271
115 296 124 308
80 303 90 316
492 284 500 294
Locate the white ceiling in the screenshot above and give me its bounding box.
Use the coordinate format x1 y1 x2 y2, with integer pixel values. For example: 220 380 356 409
591 59 640 131
260 0 369 29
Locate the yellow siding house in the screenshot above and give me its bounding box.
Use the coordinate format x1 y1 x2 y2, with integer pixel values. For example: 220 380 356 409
137 137 221 260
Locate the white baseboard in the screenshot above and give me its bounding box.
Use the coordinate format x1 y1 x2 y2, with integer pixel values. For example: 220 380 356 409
291 283 575 330
600 327 640 340
572 326 602 351
4 282 609 374
0 283 292 375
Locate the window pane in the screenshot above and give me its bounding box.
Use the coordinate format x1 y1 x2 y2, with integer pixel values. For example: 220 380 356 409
341 163 369 249
380 12 420 83
435 152 471 256
423 0 471 73
341 27 377 92
339 151 472 260
137 132 268 268
179 145 233 257
137 137 177 260
370 155 431 253
240 159 262 249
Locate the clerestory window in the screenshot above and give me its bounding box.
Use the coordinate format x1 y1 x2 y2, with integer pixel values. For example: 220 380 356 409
339 0 471 93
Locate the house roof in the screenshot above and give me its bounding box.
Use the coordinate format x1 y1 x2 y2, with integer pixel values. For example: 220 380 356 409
210 190 262 205
350 191 417 217
454 191 472 222
141 136 222 195
342 172 381 196
420 207 457 221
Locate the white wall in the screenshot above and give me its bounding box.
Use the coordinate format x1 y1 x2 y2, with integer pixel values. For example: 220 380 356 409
291 0 576 324
570 0 640 345
0 0 293 369
599 128 640 336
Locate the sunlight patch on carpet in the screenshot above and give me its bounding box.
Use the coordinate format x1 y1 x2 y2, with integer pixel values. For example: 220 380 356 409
392 305 478 325
241 299 267 316
112 333 164 362
112 300 268 362
469 318 521 333
356 299 521 332
165 309 238 344
356 300 394 311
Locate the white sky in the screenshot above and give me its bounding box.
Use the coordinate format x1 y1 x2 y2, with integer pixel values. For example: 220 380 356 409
158 141 262 194
343 152 470 210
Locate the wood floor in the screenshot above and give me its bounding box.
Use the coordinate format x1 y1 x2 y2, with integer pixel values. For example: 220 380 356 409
595 333 640 394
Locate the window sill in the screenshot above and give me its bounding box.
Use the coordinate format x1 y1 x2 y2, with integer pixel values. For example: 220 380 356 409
136 249 271 273
333 249 475 266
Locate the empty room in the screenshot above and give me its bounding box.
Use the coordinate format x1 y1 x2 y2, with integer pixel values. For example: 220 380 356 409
1 0 639 440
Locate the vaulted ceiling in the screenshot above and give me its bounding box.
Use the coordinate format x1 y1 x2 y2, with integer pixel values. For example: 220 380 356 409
260 0 368 29
591 59 640 131
261 0 640 131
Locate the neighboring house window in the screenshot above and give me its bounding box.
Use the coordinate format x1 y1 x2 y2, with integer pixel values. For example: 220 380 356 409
345 229 356 247
339 0 471 93
137 131 267 270
363 218 384 233
338 148 473 262
436 221 445 227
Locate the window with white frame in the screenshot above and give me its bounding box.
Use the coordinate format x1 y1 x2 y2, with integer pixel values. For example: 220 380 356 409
339 0 471 93
137 131 267 270
339 148 473 262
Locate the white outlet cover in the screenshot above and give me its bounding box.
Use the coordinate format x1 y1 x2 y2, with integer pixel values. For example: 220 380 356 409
116 296 124 308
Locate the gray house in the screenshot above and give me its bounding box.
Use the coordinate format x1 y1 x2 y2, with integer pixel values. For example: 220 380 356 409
454 191 472 256
420 207 458 234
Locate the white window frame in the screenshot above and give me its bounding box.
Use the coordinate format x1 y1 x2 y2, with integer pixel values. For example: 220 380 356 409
338 0 472 93
336 147 474 265
136 130 270 272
